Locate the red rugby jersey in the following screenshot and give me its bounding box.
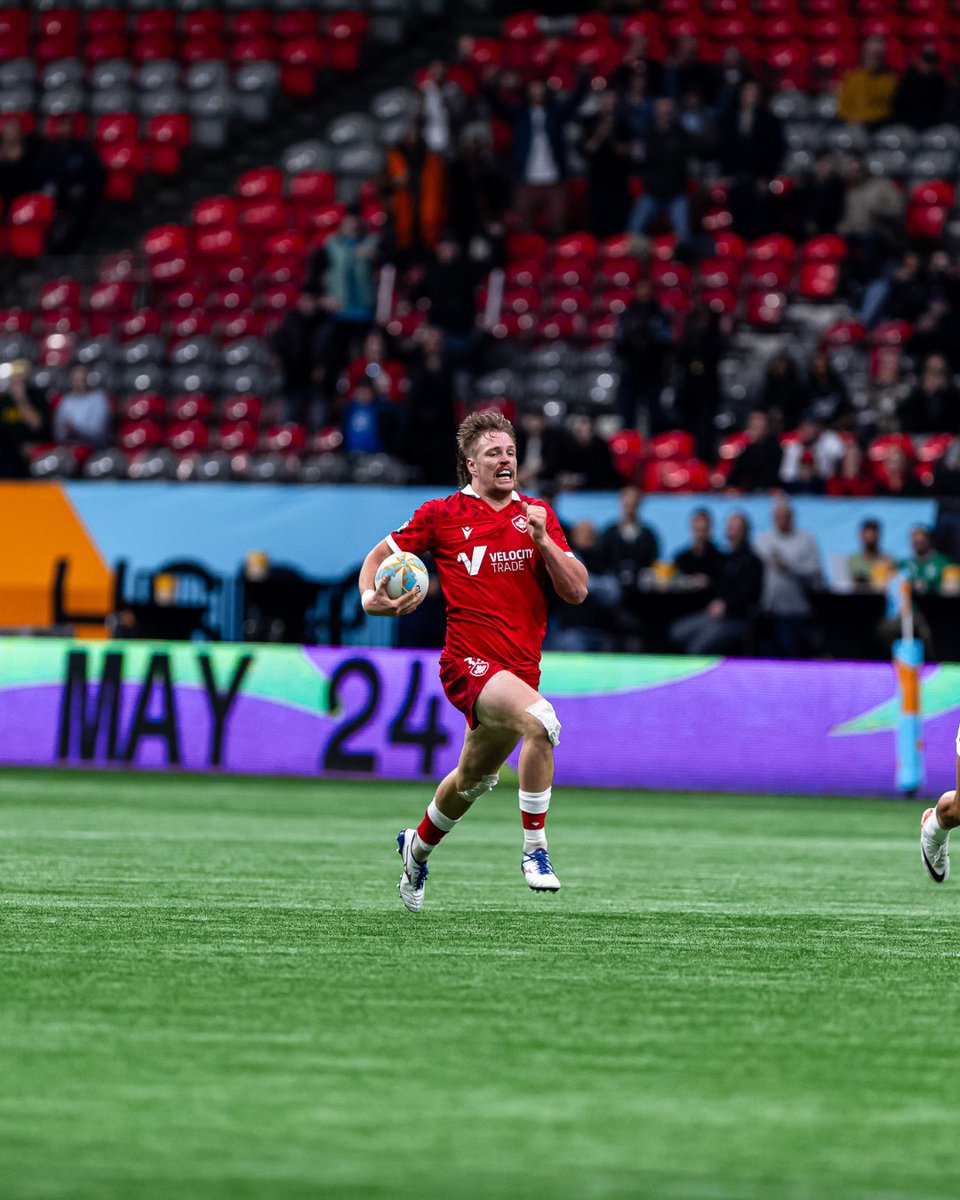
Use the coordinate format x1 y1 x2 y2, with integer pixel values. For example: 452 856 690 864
387 485 573 676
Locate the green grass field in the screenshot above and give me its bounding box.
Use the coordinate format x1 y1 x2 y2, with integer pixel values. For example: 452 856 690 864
1 768 958 1200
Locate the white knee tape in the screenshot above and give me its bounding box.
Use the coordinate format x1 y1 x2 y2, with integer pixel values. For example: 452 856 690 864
956 722 960 756
458 773 499 803
526 699 561 747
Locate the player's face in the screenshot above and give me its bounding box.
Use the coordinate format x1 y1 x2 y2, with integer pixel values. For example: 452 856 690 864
468 432 517 497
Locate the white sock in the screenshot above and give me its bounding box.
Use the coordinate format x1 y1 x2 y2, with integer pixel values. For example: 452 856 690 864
927 808 950 844
520 787 551 853
412 799 459 861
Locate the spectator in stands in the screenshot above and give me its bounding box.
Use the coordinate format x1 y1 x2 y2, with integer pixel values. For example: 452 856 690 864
673 507 725 587
847 518 893 587
910 275 960 372
726 410 783 492
836 36 900 128
933 438 960 496
0 119 37 209
272 291 331 426
628 97 701 243
755 498 824 657
876 444 925 497
551 519 619 652
418 60 452 155
837 156 904 280
620 65 654 138
621 33 664 98
717 81 785 240
670 511 763 655
757 352 809 431
616 277 671 430
780 412 846 493
0 362 50 479
795 154 846 240
806 349 853 429
310 209 379 378
515 407 564 492
383 122 447 259
447 127 509 246
345 329 406 403
674 304 725 460
716 47 755 108
579 87 635 239
869 348 912 432
893 47 948 131
34 115 104 253
601 486 660 589
861 249 927 328
52 365 109 447
416 229 484 361
901 524 952 593
827 442 876 497
483 71 591 236
402 326 457 485
341 379 393 456
899 353 960 434
663 35 719 108
550 412 619 492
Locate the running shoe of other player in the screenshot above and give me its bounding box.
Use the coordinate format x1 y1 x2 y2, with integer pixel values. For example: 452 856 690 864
397 827 429 912
522 848 561 892
921 807 950 884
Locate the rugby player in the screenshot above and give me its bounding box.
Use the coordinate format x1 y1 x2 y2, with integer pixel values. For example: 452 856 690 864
920 732 960 883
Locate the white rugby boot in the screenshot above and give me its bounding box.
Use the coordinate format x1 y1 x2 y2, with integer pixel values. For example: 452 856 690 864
921 807 950 884
522 847 561 893
397 828 429 912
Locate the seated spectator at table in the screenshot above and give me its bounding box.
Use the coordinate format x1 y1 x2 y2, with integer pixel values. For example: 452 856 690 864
401 326 457 485
780 413 846 493
0 119 38 208
616 277 671 430
601 485 660 589
628 97 704 244
755 498 824 657
726 410 783 492
900 525 953 594
34 115 104 253
551 519 619 652
549 413 619 492
0 362 50 478
53 365 109 447
757 352 809 431
341 380 394 456
898 354 960 434
893 46 947 131
837 36 899 127
579 86 635 239
344 329 408 404
673 508 725 588
794 154 846 241
717 81 785 240
826 442 876 497
877 445 926 497
669 512 763 655
847 518 893 586
515 407 564 492
272 291 331 426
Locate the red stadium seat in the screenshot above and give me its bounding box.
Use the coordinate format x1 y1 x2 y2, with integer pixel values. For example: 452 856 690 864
227 11 272 39
747 234 798 264
99 140 145 203
0 10 29 58
194 226 243 261
238 199 289 235
94 114 140 148
219 419 260 453
0 309 33 334
744 259 793 290
609 429 646 483
238 166 285 203
279 36 326 97
288 170 336 209
802 234 848 262
745 290 786 326
222 395 263 424
87 281 135 336
192 196 238 229
597 258 640 289
264 423 308 453
870 320 914 346
651 431 697 460
144 223 189 257
118 310 163 341
651 261 693 291
182 10 224 39
122 393 166 423
823 319 866 348
168 310 214 339
700 287 739 315
145 114 191 177
698 258 742 290
119 419 164 452
40 280 82 313
713 231 746 260
490 311 536 339
548 258 594 289
643 458 711 492
9 194 55 258
263 230 307 260
275 12 319 40
506 231 549 262
167 420 209 453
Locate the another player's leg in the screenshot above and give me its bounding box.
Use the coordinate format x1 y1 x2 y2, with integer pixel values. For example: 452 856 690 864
397 723 518 913
474 671 562 893
920 738 960 883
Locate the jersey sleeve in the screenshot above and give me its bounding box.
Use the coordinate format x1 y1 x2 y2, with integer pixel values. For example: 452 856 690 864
543 502 574 556
387 500 438 556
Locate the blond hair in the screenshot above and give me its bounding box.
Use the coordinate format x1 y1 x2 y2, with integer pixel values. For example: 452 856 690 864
456 410 516 486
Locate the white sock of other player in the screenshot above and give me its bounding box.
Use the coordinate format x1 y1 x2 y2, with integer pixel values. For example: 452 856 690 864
927 807 950 844
519 787 551 852
412 799 461 861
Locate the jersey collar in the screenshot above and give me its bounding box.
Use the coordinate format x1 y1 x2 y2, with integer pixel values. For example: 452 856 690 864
461 484 521 502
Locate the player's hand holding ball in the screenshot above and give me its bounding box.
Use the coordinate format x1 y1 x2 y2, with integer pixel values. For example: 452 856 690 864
522 502 548 547
364 552 428 616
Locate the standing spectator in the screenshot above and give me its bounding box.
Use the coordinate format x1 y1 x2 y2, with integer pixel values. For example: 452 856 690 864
416 229 484 361
0 362 50 478
826 443 876 496
900 525 952 594
876 445 925 497
601 486 660 589
847 518 893 586
446 127 509 246
515 407 564 491
726 410 783 492
0 119 37 208
669 511 763 654
716 47 755 109
779 414 847 491
53 365 110 447
418 61 452 155
717 82 785 240
663 35 719 107
309 210 379 379
794 155 846 240
674 304 725 460
673 508 725 586
551 413 619 492
836 36 900 127
909 281 960 372
483 72 590 236
757 352 809 431
34 115 104 253
628 97 699 242
272 292 331 426
579 88 635 239
383 123 447 258
754 498 824 657
341 380 393 456
899 354 960 433
837 156 903 282
615 277 671 430
402 327 457 485
893 47 947 131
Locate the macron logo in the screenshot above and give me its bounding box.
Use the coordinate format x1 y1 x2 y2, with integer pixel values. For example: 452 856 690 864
461 526 473 539
457 546 487 577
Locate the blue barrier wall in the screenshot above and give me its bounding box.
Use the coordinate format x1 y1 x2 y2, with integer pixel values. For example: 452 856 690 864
65 482 936 584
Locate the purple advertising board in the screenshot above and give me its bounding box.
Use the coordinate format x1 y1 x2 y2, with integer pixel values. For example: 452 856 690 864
0 638 957 797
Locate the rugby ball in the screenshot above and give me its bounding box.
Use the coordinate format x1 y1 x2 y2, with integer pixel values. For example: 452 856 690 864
375 551 429 600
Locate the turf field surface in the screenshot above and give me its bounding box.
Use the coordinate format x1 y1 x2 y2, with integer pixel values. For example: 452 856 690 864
0 769 956 1200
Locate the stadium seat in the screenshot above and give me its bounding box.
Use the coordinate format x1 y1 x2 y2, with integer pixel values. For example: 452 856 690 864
650 431 696 461
9 193 55 258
